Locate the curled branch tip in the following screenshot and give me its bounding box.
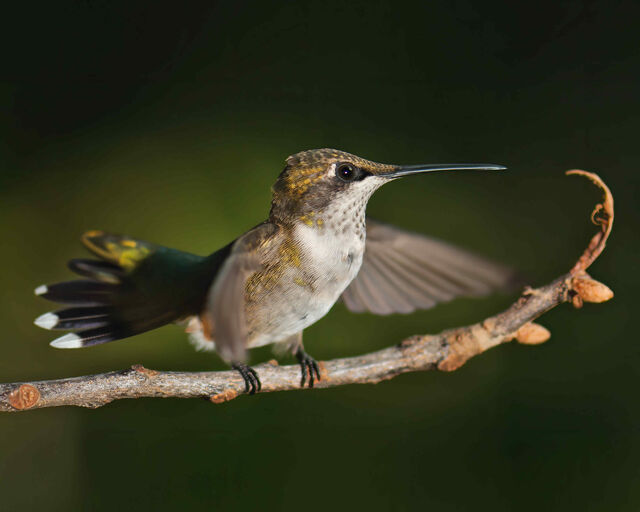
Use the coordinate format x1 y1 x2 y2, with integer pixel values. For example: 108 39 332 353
566 170 614 274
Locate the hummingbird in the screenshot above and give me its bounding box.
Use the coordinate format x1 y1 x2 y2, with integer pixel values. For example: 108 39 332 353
34 149 515 394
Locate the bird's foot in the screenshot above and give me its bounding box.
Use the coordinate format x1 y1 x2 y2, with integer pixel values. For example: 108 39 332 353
295 348 321 388
232 363 261 395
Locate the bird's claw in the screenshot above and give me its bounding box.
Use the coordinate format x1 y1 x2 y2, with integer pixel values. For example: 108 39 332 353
232 363 261 395
295 349 321 388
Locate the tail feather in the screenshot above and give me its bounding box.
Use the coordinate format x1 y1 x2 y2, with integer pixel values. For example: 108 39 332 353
67 259 124 283
36 280 119 305
35 231 228 349
50 328 117 349
35 306 113 331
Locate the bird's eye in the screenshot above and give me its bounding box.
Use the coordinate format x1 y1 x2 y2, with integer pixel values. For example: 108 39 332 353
336 163 358 182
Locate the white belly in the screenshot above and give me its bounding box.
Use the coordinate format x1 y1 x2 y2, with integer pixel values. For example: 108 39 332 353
247 222 365 348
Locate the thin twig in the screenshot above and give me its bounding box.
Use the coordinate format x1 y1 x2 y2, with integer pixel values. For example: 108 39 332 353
0 171 614 412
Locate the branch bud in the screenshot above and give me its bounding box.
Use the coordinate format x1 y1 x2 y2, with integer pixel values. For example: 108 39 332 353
572 276 614 303
515 322 551 345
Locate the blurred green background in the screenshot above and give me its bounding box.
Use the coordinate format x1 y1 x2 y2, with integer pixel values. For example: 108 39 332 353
2 1 638 510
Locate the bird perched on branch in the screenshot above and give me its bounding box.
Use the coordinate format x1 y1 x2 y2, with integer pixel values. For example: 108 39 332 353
34 149 516 393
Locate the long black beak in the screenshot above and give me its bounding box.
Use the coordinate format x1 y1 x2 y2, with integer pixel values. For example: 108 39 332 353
381 163 506 178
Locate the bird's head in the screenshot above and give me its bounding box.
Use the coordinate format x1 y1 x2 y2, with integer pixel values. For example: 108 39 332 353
269 148 505 225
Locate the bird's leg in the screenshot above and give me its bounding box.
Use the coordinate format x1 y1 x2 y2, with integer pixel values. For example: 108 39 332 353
232 363 261 395
291 332 321 388
275 332 321 388
295 347 321 389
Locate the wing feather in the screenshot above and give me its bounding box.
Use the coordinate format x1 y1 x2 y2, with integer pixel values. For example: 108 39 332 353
205 223 278 363
342 219 518 315
362 249 416 314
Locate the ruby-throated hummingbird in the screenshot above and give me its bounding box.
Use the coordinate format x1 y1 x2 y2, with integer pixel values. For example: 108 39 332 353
34 149 515 393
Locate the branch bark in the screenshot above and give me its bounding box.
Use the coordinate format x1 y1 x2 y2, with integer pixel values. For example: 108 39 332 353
0 171 615 412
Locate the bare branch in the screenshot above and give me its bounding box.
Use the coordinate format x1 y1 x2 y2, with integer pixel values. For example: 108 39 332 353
0 171 615 412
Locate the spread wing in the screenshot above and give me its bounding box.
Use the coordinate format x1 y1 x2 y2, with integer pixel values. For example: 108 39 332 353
341 219 519 315
205 223 278 363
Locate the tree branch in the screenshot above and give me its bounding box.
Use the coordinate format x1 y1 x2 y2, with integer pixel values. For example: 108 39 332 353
0 171 615 412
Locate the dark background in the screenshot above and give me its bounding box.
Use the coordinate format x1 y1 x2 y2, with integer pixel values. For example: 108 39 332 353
2 1 638 510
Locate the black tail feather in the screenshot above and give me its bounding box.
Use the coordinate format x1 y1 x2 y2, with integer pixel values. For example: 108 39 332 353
36 280 119 305
50 326 119 349
46 306 114 330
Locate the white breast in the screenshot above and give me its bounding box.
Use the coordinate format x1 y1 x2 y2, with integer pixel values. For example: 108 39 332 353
294 222 365 301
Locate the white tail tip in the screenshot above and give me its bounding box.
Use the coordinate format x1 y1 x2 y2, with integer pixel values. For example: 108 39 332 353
50 333 83 349
34 312 59 330
34 285 48 296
